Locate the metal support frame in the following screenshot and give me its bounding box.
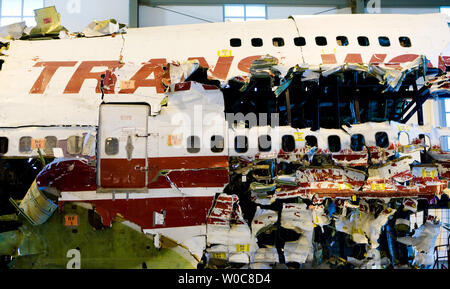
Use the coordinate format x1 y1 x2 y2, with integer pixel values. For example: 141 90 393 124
129 0 139 28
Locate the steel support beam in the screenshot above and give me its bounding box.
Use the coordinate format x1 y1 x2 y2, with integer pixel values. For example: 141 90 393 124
130 0 139 28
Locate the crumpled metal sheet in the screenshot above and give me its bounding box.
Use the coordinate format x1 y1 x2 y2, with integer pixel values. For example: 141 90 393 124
82 19 126 37
206 194 255 264
251 207 278 237
0 22 26 40
397 216 441 266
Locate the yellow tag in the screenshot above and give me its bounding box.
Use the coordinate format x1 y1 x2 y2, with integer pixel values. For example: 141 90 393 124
371 183 385 191
422 168 436 178
31 138 46 149
217 49 232 57
120 80 135 90
315 215 319 223
211 252 226 259
294 132 305 142
339 183 353 190
351 195 357 202
236 244 250 252
397 124 410 132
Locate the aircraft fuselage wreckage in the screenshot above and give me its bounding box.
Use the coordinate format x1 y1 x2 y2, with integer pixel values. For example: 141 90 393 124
0 11 449 269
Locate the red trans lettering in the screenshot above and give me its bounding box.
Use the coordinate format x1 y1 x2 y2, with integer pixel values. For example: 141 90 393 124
118 58 167 94
29 61 77 94
64 61 124 94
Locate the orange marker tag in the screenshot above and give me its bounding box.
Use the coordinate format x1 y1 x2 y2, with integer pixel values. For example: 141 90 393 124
31 138 46 149
64 215 79 227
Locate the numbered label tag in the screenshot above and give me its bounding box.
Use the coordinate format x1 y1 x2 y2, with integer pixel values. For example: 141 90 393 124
31 138 46 149
371 183 385 191
211 252 226 259
236 244 250 252
294 132 305 142
167 134 182 146
217 49 232 57
421 168 436 178
120 80 135 90
64 215 79 227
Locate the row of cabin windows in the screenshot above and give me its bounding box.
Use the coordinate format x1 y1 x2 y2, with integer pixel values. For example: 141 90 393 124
230 36 411 48
0 136 83 155
0 132 391 156
180 132 390 154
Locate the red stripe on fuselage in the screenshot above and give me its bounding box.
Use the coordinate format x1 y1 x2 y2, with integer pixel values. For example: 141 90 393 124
100 155 229 189
61 195 215 228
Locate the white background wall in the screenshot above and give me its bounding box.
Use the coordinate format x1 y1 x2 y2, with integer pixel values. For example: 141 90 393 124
44 0 129 32
137 5 441 27
139 5 222 27
138 5 352 27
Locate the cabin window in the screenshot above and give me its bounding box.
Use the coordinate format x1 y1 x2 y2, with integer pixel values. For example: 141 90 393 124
230 38 241 47
315 36 327 46
105 137 119 155
375 132 389 148
351 134 365 152
399 36 411 47
211 135 224 153
44 136 57 155
235 135 248 153
19 136 32 153
398 131 410 146
336 36 349 46
328 135 341 152
440 136 450 152
0 137 8 154
187 136 200 153
294 37 306 46
258 135 272 152
305 135 318 147
282 135 295 152
67 135 83 154
358 36 370 46
251 38 263 47
273 37 284 47
378 36 390 47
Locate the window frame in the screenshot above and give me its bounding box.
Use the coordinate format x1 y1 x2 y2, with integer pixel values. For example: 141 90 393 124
105 137 119 156
281 134 296 152
272 37 284 47
0 136 8 154
399 36 412 47
223 4 267 22
210 135 224 153
67 135 83 155
0 0 44 27
258 134 272 152
375 131 390 149
315 36 327 46
186 135 201 154
378 36 391 47
294 36 306 47
336 36 349 46
19 136 32 153
357 36 370 46
234 135 248 153
251 37 263 47
328 135 342 153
